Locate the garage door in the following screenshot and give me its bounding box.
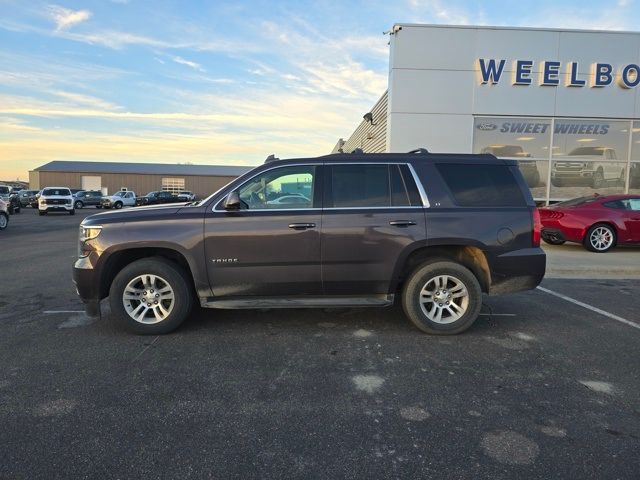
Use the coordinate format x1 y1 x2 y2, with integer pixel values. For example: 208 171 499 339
81 176 102 191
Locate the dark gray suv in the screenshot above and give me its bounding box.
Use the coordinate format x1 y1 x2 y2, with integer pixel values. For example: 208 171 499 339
73 150 545 335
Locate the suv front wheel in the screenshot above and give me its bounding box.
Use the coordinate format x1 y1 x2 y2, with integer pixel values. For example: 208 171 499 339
109 257 194 334
402 261 482 335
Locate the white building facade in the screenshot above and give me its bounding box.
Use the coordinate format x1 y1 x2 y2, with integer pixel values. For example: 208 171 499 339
336 24 640 203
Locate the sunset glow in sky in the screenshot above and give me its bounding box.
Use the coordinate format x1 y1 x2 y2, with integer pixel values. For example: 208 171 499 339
1 0 638 180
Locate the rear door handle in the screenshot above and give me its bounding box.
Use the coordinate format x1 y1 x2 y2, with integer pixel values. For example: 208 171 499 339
288 223 316 230
389 220 416 227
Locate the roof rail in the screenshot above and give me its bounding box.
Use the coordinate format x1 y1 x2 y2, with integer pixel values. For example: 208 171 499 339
350 148 364 154
264 154 279 163
407 148 429 154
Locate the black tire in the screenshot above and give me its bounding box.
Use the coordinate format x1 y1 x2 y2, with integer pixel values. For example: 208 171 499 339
0 212 8 230
542 237 566 246
38 210 46 216
584 223 616 253
96 205 102 209
75 201 83 209
109 257 194 334
69 209 75 215
114 202 123 209
401 260 483 335
592 169 605 189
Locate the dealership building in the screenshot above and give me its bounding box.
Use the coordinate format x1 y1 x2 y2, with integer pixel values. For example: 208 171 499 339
336 24 640 203
29 161 252 199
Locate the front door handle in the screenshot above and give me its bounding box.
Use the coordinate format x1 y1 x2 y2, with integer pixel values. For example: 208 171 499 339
389 220 416 227
289 223 316 230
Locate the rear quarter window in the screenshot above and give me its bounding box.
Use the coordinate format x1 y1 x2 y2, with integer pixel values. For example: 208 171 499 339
436 164 526 207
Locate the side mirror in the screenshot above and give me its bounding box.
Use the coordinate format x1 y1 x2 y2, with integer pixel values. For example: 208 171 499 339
224 191 241 210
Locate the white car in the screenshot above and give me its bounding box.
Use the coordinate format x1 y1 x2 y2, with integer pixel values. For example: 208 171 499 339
177 191 196 201
38 187 74 215
266 194 311 207
0 198 8 230
101 191 137 209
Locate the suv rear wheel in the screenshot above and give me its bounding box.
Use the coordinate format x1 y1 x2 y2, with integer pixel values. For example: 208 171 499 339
109 257 193 334
0 212 8 230
402 261 482 335
75 200 83 209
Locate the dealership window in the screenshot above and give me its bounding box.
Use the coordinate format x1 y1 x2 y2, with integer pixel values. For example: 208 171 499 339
162 177 185 194
473 116 551 201
474 116 635 203
550 119 629 199
630 121 640 194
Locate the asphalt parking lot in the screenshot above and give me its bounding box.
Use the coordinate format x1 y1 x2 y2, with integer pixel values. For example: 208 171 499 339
1 208 639 479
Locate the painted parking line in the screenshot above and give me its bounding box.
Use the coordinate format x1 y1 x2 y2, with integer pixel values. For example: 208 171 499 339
537 286 640 331
43 310 85 314
479 313 516 317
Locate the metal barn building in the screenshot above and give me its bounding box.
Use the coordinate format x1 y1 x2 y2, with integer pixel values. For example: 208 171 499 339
29 161 253 199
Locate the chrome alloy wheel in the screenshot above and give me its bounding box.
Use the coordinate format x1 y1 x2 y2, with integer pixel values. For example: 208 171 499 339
122 274 175 324
419 275 469 324
0 214 7 229
589 226 614 251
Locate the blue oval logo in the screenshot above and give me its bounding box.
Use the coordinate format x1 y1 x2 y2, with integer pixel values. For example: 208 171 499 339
476 123 497 131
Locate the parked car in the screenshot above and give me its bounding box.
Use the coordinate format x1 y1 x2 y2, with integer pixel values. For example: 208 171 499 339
101 191 136 209
480 145 540 188
73 190 104 209
18 190 39 208
266 194 311 207
135 191 182 206
29 191 41 208
0 199 8 230
177 191 196 201
38 187 74 215
0 185 20 214
540 194 640 252
551 147 624 188
73 149 545 335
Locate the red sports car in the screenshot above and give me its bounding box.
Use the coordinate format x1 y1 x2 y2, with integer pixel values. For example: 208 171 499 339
539 194 640 252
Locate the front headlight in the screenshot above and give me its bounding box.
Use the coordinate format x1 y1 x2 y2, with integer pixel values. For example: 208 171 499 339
78 225 102 258
80 225 102 242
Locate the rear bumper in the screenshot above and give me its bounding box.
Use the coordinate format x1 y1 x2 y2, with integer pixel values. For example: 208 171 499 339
488 247 546 295
541 228 566 243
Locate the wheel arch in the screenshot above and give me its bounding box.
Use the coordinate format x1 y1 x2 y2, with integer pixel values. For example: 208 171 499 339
583 220 619 242
391 244 491 294
99 246 198 300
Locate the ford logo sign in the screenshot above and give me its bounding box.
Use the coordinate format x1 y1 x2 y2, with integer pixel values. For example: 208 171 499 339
476 123 497 131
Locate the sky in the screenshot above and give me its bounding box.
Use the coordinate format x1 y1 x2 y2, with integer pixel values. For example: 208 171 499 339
1 0 639 181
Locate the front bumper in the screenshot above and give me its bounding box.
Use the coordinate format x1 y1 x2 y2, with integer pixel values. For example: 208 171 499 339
40 204 73 211
73 256 102 316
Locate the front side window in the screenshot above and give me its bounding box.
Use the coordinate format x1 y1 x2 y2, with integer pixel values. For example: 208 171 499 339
237 166 314 210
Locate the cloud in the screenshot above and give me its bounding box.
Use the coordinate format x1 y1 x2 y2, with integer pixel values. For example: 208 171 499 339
408 0 472 25
172 56 204 72
47 5 92 31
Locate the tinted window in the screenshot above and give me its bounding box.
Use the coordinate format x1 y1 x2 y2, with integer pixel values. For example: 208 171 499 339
390 165 411 207
603 200 624 209
329 164 390 208
437 164 526 207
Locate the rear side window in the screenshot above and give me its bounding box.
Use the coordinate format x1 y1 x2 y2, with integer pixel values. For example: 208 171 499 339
326 164 418 208
436 164 526 207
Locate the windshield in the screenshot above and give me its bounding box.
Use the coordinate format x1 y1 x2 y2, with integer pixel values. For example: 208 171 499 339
0 186 10 195
42 188 71 196
553 195 600 207
568 147 606 156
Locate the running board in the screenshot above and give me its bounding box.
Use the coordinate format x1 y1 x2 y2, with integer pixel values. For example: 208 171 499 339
201 295 394 309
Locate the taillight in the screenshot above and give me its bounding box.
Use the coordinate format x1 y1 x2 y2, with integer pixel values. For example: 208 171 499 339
532 208 541 247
